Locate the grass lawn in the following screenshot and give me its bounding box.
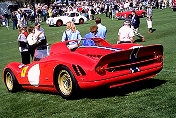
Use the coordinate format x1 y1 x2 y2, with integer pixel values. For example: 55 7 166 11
0 8 176 118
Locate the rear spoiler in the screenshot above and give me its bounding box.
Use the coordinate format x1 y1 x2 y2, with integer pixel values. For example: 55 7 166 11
96 44 163 67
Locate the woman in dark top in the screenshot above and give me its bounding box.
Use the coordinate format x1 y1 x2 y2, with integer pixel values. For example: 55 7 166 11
11 11 17 30
18 27 30 65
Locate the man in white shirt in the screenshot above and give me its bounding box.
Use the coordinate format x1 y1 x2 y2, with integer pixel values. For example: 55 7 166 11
34 22 47 48
118 20 134 44
95 17 107 40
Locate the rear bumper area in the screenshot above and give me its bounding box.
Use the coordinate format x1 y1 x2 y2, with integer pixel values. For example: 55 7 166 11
78 66 162 89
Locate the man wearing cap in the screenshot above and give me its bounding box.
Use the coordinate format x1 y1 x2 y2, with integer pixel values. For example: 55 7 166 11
118 20 134 44
131 9 145 42
34 22 47 48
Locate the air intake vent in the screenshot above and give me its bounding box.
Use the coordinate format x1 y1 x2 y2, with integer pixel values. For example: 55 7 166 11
77 65 86 76
72 65 80 76
72 65 86 76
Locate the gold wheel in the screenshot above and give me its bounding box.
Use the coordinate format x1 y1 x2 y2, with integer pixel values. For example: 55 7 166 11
58 70 73 96
5 72 13 91
4 69 20 92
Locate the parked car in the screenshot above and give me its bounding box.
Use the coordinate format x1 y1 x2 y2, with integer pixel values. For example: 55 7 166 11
18 8 33 16
116 10 146 20
46 11 88 27
3 38 163 99
172 0 176 11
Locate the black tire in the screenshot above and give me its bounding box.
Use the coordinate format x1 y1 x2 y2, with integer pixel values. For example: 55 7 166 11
79 18 84 24
4 68 20 92
142 13 145 18
54 66 79 99
56 20 63 27
128 14 132 18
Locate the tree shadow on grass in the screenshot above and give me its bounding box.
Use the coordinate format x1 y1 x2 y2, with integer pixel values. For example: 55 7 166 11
78 78 167 99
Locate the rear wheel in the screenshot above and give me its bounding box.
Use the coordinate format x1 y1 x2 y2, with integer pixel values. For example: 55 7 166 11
4 68 20 92
79 18 84 24
55 66 79 99
142 13 145 18
56 20 63 27
128 14 132 18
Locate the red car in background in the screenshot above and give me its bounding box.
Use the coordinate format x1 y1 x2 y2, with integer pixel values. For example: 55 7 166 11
116 10 146 20
3 38 163 99
172 0 176 11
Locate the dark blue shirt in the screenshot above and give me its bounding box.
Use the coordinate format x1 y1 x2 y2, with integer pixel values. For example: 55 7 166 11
131 14 140 29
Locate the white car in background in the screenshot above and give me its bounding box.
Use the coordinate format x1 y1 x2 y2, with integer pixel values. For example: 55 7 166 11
46 12 88 27
18 8 33 16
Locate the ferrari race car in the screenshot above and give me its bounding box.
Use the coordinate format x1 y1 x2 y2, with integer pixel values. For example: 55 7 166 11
116 10 146 20
3 38 163 99
46 11 88 27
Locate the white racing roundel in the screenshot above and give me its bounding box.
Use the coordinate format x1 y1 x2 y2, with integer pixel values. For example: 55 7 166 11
28 64 40 86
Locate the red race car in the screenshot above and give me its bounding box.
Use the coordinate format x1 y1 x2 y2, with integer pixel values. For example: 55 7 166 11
116 10 146 20
3 38 163 99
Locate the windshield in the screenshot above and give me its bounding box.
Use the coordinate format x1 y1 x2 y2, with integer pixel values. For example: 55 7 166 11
34 47 50 61
66 38 111 50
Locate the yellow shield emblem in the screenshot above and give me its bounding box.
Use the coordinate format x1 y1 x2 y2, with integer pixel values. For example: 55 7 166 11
21 66 29 77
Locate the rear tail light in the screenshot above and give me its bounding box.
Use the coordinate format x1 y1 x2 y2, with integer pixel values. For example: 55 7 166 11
154 52 163 62
96 66 106 75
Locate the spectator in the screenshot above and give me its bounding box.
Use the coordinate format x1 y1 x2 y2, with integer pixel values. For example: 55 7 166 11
156 0 159 9
21 11 27 27
159 0 163 10
82 25 98 46
62 21 72 41
18 27 30 65
62 22 82 42
0 15 3 27
131 9 145 42
52 7 57 17
109 5 112 18
43 10 46 21
36 8 42 23
27 26 37 59
95 17 107 40
17 10 22 28
30 11 35 24
88 8 92 20
4 11 9 28
100 3 104 14
118 20 134 44
48 8 52 17
104 3 108 17
34 22 47 48
147 5 153 33
139 2 143 10
11 11 17 30
91 8 95 20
